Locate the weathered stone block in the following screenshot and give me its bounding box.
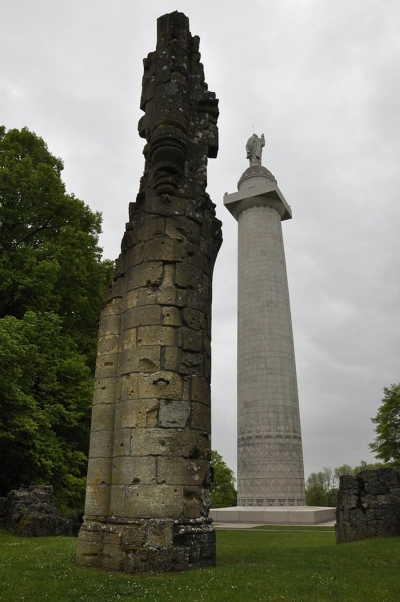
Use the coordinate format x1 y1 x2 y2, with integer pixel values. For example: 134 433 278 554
176 289 188 307
182 307 206 330
187 290 209 313
138 371 182 399
183 487 203 518
120 328 137 352
138 325 176 347
125 485 183 519
164 347 179 370
125 262 163 291
112 456 156 486
122 305 161 331
157 458 208 486
101 296 123 316
144 216 165 240
97 334 120 356
162 306 182 326
191 402 211 433
109 485 126 517
98 313 121 337
123 289 138 311
179 352 204 376
175 263 203 291
84 485 111 516
90 403 115 432
191 376 210 405
120 399 159 428
93 378 118 406
121 524 146 547
124 243 144 268
120 373 138 401
130 428 192 457
95 353 119 379
147 519 173 547
192 432 211 459
159 400 190 428
160 260 173 282
113 428 131 457
120 346 160 374
158 286 176 305
137 286 158 306
86 458 112 486
166 216 201 245
144 238 186 262
179 327 203 351
88 430 114 459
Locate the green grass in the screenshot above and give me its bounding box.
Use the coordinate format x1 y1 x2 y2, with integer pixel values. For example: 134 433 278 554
1 527 400 601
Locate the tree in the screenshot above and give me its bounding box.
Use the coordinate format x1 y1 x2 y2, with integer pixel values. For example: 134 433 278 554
0 312 92 507
370 383 400 467
210 450 236 508
0 126 113 508
305 467 337 506
0 126 114 371
306 461 389 507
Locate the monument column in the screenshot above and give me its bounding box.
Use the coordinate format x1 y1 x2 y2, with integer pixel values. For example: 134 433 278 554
224 136 305 507
76 11 221 573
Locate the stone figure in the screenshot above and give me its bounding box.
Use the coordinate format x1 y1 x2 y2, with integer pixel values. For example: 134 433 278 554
76 11 221 574
246 133 265 166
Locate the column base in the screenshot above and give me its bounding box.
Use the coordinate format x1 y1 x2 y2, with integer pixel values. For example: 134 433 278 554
76 516 216 573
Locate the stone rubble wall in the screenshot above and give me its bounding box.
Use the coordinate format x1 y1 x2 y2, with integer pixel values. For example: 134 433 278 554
336 468 400 543
2 486 72 537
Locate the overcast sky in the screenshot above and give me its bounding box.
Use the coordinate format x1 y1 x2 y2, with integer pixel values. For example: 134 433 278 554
2 0 400 480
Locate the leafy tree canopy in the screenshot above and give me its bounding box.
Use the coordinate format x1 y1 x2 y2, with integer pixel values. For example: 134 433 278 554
0 126 114 370
370 383 400 467
305 461 387 507
0 126 114 508
210 450 236 508
0 311 92 506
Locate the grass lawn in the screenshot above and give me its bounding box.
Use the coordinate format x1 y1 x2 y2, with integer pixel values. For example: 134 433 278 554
1 527 399 601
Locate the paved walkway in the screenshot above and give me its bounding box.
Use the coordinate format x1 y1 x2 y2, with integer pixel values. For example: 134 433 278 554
213 520 336 531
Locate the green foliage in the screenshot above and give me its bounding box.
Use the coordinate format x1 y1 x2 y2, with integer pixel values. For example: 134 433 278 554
305 467 337 507
306 461 388 507
0 126 114 371
2 528 400 601
210 450 236 508
0 311 91 507
0 127 113 508
370 383 400 467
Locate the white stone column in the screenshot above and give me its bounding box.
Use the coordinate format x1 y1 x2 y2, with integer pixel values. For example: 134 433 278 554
224 165 305 507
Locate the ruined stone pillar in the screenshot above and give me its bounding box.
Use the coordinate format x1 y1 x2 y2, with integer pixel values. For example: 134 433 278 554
224 150 305 507
76 11 221 573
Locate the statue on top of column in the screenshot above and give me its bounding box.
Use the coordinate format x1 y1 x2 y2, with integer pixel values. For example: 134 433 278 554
246 133 265 166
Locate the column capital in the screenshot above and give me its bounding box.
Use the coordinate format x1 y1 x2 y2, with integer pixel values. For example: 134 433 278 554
224 179 292 221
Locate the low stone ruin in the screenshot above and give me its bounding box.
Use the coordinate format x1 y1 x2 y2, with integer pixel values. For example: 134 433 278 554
2 486 72 537
336 467 400 543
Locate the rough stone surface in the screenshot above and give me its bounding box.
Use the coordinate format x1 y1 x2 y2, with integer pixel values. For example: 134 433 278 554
336 468 400 543
4 486 72 537
76 11 221 573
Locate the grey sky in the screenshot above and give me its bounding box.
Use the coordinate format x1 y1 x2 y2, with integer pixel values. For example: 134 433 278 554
2 0 400 479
